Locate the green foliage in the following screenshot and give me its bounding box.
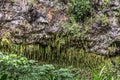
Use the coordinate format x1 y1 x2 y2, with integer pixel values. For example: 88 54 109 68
0 53 76 80
61 16 88 39
103 0 110 5
74 64 120 80
117 8 120 16
99 14 109 26
61 18 81 38
71 0 92 21
90 64 120 80
11 0 16 2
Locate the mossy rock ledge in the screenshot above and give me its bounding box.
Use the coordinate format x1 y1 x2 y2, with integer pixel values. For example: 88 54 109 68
0 0 120 57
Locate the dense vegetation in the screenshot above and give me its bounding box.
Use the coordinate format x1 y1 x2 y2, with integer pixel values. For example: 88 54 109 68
0 53 120 80
0 53 77 80
0 0 120 80
71 0 92 22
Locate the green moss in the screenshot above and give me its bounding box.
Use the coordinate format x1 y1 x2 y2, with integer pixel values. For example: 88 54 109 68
100 14 109 26
11 0 17 2
116 8 120 16
103 0 110 5
85 14 109 27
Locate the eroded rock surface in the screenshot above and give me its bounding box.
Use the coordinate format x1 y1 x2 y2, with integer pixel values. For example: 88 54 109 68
87 0 120 56
0 0 67 44
1 0 120 56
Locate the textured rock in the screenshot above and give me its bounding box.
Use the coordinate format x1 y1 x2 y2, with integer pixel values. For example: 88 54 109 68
1 0 120 57
87 0 120 56
0 0 67 45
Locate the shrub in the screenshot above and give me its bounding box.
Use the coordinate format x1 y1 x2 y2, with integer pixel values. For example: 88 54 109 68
0 53 77 80
71 0 92 22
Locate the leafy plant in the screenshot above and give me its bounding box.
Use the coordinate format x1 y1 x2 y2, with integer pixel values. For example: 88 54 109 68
0 53 77 80
71 0 92 22
91 66 116 80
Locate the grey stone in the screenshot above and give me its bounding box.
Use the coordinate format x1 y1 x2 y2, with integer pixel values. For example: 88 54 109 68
36 17 48 23
1 0 120 57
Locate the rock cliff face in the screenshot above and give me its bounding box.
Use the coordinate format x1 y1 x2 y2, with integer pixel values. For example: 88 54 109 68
1 0 120 56
0 0 67 44
87 0 120 56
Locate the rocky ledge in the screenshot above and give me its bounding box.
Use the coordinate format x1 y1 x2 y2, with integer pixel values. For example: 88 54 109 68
1 0 120 57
